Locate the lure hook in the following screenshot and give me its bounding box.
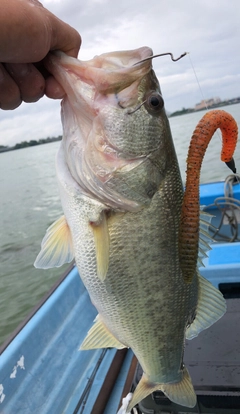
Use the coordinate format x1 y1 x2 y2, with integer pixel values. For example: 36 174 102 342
133 52 188 66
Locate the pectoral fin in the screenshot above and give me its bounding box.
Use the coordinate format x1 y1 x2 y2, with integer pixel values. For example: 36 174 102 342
186 273 226 340
80 315 126 350
90 211 109 281
128 366 196 411
34 215 74 269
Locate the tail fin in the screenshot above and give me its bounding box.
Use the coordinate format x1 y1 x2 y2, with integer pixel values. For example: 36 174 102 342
127 366 196 411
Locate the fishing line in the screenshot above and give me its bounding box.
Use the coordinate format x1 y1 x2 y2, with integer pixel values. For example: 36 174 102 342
188 53 223 143
188 53 209 111
73 349 108 414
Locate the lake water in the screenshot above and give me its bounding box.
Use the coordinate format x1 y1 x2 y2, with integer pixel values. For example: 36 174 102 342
1 104 240 345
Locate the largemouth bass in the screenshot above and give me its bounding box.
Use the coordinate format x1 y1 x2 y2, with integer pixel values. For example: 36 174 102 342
35 47 233 410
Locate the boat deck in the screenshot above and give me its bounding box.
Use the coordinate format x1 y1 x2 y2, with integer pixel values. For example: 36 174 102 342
0 266 134 413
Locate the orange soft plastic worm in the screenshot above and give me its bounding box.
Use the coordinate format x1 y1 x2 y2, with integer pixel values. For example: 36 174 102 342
179 109 238 283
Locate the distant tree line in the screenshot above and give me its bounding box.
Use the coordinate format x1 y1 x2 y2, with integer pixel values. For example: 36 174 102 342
0 136 62 153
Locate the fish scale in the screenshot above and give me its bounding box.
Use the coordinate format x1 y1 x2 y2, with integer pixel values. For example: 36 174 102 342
62 163 198 384
35 47 228 411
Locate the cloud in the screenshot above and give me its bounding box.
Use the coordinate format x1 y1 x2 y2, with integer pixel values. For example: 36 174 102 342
1 0 240 145
0 98 61 146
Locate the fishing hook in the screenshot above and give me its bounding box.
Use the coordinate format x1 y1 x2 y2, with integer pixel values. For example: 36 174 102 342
126 100 147 114
133 51 188 66
121 52 187 115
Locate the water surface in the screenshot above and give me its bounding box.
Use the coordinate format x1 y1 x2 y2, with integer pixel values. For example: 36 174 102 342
1 104 240 345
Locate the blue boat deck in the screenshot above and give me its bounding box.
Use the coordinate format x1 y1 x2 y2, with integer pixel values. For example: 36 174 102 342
200 179 240 207
0 267 134 414
199 179 240 288
200 242 240 288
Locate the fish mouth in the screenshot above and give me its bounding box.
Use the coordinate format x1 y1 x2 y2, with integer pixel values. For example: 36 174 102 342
44 47 155 147
45 48 158 212
45 47 154 95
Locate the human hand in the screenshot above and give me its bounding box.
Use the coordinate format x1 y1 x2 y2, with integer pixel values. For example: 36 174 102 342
0 0 81 110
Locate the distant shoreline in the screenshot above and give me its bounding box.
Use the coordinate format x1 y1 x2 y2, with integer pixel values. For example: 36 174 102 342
1 99 240 153
169 98 240 117
0 136 62 153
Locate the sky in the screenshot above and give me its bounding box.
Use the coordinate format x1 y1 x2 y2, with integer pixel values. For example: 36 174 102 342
1 0 240 146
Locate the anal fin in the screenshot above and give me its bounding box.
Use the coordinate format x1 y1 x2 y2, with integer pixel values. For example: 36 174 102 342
80 315 126 350
128 366 196 411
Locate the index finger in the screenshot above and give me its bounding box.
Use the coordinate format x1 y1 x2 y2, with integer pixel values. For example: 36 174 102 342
48 14 81 58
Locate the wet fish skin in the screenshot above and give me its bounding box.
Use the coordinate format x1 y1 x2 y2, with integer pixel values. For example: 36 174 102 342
35 47 226 410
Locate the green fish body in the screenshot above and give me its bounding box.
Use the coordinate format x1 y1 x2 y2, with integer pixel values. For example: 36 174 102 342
35 47 226 410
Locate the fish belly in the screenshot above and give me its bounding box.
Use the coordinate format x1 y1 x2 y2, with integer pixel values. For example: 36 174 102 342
62 167 198 384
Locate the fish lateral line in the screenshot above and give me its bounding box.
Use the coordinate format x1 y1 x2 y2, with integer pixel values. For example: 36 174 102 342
179 109 238 283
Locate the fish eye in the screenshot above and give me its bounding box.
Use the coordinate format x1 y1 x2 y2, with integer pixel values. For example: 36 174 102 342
144 92 164 114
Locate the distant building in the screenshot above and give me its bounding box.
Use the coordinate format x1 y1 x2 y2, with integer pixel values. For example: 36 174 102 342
195 97 221 110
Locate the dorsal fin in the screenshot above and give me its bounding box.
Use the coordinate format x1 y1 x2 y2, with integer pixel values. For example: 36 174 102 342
197 209 213 267
186 272 226 340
